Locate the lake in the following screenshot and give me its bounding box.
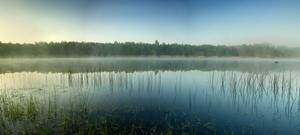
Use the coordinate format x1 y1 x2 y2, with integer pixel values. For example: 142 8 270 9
0 58 300 135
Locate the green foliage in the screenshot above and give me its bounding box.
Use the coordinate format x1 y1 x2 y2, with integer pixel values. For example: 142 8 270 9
0 41 296 57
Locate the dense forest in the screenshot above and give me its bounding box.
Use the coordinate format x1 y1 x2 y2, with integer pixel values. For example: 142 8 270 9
0 41 299 57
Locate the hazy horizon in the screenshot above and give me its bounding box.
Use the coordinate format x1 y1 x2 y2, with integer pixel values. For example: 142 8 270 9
0 40 290 47
1 0 300 46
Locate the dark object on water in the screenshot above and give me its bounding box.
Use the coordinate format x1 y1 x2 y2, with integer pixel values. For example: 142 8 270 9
274 61 279 64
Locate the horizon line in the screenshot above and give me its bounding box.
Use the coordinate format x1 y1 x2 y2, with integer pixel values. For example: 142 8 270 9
0 41 289 47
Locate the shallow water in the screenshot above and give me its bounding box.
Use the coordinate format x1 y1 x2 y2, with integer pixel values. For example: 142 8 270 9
1 58 300 134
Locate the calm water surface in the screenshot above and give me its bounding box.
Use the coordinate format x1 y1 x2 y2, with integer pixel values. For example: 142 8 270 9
1 58 300 135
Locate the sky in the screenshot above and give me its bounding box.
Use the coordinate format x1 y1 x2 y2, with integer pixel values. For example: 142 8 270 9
0 0 300 46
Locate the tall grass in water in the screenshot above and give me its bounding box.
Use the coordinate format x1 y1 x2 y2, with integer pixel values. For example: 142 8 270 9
0 71 298 134
209 71 298 116
0 71 221 135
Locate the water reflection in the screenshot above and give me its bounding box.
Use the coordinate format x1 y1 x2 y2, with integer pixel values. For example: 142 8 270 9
0 58 300 134
1 58 300 73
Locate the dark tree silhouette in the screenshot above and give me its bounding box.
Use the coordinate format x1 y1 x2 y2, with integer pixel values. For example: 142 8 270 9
0 41 297 58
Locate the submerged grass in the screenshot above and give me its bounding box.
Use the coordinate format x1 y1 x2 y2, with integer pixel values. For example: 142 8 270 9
0 90 225 135
0 95 231 135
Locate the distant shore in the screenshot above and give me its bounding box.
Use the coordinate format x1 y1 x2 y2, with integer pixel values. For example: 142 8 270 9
0 41 299 58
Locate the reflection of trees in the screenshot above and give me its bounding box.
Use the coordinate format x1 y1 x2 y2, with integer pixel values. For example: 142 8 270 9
1 58 300 73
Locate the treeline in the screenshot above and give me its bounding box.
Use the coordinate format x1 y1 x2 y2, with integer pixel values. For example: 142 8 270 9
0 41 298 57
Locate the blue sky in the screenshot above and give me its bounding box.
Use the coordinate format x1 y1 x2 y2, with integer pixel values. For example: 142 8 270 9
0 0 300 46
